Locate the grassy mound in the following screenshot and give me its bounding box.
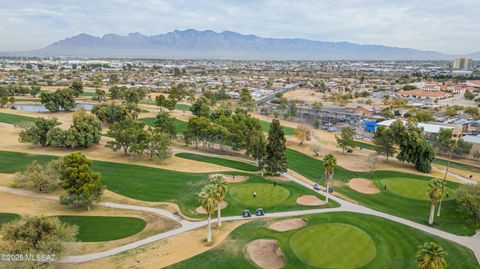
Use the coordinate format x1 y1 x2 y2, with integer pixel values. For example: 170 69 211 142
0 112 36 125
290 223 376 268
57 215 146 242
229 183 290 207
175 153 259 172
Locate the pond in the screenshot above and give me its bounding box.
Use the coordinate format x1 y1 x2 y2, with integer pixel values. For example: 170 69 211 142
11 103 93 112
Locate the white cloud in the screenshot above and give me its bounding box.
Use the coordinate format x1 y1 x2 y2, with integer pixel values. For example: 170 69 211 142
0 0 478 54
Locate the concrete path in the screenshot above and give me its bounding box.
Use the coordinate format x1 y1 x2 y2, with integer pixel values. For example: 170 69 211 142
1 164 479 264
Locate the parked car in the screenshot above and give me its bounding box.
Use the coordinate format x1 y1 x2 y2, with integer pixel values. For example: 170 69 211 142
327 127 337 132
354 134 363 139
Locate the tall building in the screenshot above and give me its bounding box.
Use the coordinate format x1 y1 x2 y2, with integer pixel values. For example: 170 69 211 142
452 58 473 70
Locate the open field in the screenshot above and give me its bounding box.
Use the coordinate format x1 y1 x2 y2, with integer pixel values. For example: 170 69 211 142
286 148 477 235
0 150 337 218
259 120 295 136
0 111 36 125
138 117 188 133
175 153 259 172
57 215 147 242
169 212 479 269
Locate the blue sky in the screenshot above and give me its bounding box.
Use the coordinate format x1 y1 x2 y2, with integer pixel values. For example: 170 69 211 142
1 0 478 54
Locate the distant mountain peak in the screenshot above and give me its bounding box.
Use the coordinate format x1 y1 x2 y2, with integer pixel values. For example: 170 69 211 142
21 29 457 60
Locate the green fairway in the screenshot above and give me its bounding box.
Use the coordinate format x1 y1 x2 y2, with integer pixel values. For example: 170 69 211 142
259 120 296 136
229 183 290 207
0 150 336 218
285 148 477 235
0 213 20 226
354 140 480 175
290 223 376 268
56 215 146 242
139 101 191 111
381 178 456 201
138 117 188 133
0 112 36 125
169 212 479 269
175 153 259 172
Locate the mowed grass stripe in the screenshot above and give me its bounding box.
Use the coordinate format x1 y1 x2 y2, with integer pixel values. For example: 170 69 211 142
175 153 259 172
0 112 36 125
259 120 296 136
138 117 188 133
56 215 146 242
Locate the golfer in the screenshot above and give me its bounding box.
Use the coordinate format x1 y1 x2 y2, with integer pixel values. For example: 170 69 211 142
253 191 257 198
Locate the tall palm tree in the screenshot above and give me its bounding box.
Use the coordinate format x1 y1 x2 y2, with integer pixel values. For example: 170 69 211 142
427 179 444 225
323 154 337 203
210 176 228 228
416 242 447 269
437 139 457 217
199 184 218 243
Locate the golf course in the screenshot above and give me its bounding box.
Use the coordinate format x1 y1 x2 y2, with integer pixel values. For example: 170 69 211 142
169 212 479 269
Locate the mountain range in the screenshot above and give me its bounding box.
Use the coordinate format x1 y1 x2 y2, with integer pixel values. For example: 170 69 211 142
8 29 480 60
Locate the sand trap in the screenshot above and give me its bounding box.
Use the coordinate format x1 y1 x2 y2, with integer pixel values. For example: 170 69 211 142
348 178 380 194
209 174 249 183
268 218 307 232
247 239 286 269
296 195 326 206
195 201 228 214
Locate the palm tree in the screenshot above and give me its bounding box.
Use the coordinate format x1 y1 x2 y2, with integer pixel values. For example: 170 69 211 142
199 184 218 243
416 242 447 269
427 179 444 225
210 176 228 228
323 154 337 203
437 139 457 217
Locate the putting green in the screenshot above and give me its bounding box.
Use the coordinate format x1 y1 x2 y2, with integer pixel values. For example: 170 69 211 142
229 183 290 207
380 178 456 201
290 223 376 268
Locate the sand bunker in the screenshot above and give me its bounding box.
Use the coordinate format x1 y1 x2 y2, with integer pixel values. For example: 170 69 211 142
296 195 326 206
247 239 286 269
195 201 228 214
209 174 249 183
268 218 307 232
348 178 380 194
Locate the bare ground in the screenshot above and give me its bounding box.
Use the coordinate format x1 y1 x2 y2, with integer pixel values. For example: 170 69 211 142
268 218 307 232
348 178 380 194
296 195 326 206
246 239 286 269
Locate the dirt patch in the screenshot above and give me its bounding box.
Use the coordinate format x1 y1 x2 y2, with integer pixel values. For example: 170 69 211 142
246 239 286 269
348 178 380 194
268 218 307 232
195 201 228 214
296 195 326 206
209 173 249 183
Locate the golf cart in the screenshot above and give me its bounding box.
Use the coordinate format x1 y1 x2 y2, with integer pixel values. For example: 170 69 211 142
242 209 251 218
255 208 265 216
313 184 321 190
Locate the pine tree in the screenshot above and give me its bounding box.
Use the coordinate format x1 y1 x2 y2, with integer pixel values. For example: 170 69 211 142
265 119 288 174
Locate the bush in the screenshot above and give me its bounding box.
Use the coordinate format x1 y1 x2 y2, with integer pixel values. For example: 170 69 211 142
13 160 62 193
456 184 480 225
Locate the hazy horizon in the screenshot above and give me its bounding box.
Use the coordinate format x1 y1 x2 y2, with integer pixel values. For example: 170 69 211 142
1 1 479 55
